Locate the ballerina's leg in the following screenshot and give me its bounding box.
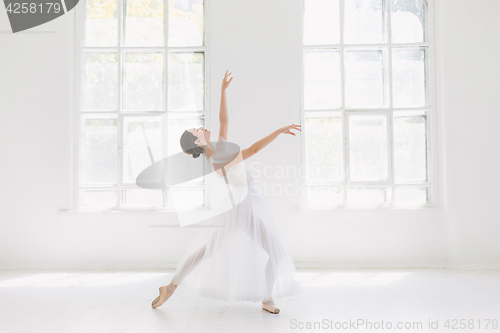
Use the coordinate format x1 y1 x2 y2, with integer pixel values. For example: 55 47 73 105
245 218 277 302
170 243 207 286
169 227 224 286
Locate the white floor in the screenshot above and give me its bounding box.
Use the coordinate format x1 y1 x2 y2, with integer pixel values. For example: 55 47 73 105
1 268 499 333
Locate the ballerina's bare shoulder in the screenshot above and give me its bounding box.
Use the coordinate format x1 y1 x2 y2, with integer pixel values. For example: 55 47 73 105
211 150 245 177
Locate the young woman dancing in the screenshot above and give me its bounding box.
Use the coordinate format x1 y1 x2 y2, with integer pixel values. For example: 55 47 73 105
151 70 301 314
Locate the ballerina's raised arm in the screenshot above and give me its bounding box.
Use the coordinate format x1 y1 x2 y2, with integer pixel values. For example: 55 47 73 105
218 69 232 142
215 70 301 170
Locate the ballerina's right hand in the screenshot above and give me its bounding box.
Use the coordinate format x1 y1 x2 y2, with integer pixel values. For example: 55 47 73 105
221 70 233 92
277 124 301 136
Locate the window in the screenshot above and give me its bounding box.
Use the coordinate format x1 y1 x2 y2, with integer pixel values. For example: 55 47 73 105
74 0 206 211
301 0 434 208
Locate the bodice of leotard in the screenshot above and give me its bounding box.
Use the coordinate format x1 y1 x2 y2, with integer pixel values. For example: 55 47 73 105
209 156 249 187
208 137 251 188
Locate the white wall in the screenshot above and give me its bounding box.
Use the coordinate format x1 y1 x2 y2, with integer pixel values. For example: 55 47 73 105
0 0 498 270
435 0 500 269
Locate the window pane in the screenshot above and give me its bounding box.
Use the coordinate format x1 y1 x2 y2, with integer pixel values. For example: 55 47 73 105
167 116 205 183
393 187 427 205
168 52 205 111
82 190 117 207
85 0 118 46
348 115 388 181
391 0 426 43
344 0 385 44
124 53 164 111
305 116 343 182
167 188 205 209
303 0 340 45
304 50 341 110
124 117 163 184
83 117 117 184
392 48 426 108
168 0 204 46
346 187 387 206
393 115 427 182
307 186 343 208
345 50 386 108
85 53 118 111
124 0 164 46
122 189 164 207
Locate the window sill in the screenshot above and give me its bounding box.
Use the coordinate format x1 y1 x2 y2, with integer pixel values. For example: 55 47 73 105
59 207 208 213
298 203 442 211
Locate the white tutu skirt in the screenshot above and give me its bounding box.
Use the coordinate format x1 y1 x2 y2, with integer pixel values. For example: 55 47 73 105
172 144 301 302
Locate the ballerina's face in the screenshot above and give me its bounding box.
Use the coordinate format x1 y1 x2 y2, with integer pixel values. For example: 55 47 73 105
187 126 211 147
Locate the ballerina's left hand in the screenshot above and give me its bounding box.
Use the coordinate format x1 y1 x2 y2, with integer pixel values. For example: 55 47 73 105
278 124 302 136
221 70 233 92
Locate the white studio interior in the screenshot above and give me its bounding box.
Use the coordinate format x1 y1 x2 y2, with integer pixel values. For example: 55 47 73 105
1 0 499 332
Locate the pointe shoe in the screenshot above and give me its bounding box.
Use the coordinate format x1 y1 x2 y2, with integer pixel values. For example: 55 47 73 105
151 283 177 308
262 300 280 314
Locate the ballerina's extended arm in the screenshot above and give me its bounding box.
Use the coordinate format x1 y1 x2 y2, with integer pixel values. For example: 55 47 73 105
242 124 302 160
218 70 233 141
215 123 301 168
213 124 301 174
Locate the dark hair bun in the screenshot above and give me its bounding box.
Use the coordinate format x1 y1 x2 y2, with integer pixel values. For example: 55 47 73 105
180 129 205 159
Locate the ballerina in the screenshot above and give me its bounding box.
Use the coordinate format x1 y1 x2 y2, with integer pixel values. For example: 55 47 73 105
151 70 301 314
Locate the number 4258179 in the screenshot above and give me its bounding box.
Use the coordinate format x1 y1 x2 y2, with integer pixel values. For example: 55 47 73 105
6 2 62 14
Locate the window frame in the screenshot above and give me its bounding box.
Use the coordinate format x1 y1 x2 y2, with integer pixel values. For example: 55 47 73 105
299 0 439 209
72 0 211 212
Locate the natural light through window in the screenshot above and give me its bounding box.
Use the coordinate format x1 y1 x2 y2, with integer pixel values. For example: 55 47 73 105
75 0 206 211
302 0 433 209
